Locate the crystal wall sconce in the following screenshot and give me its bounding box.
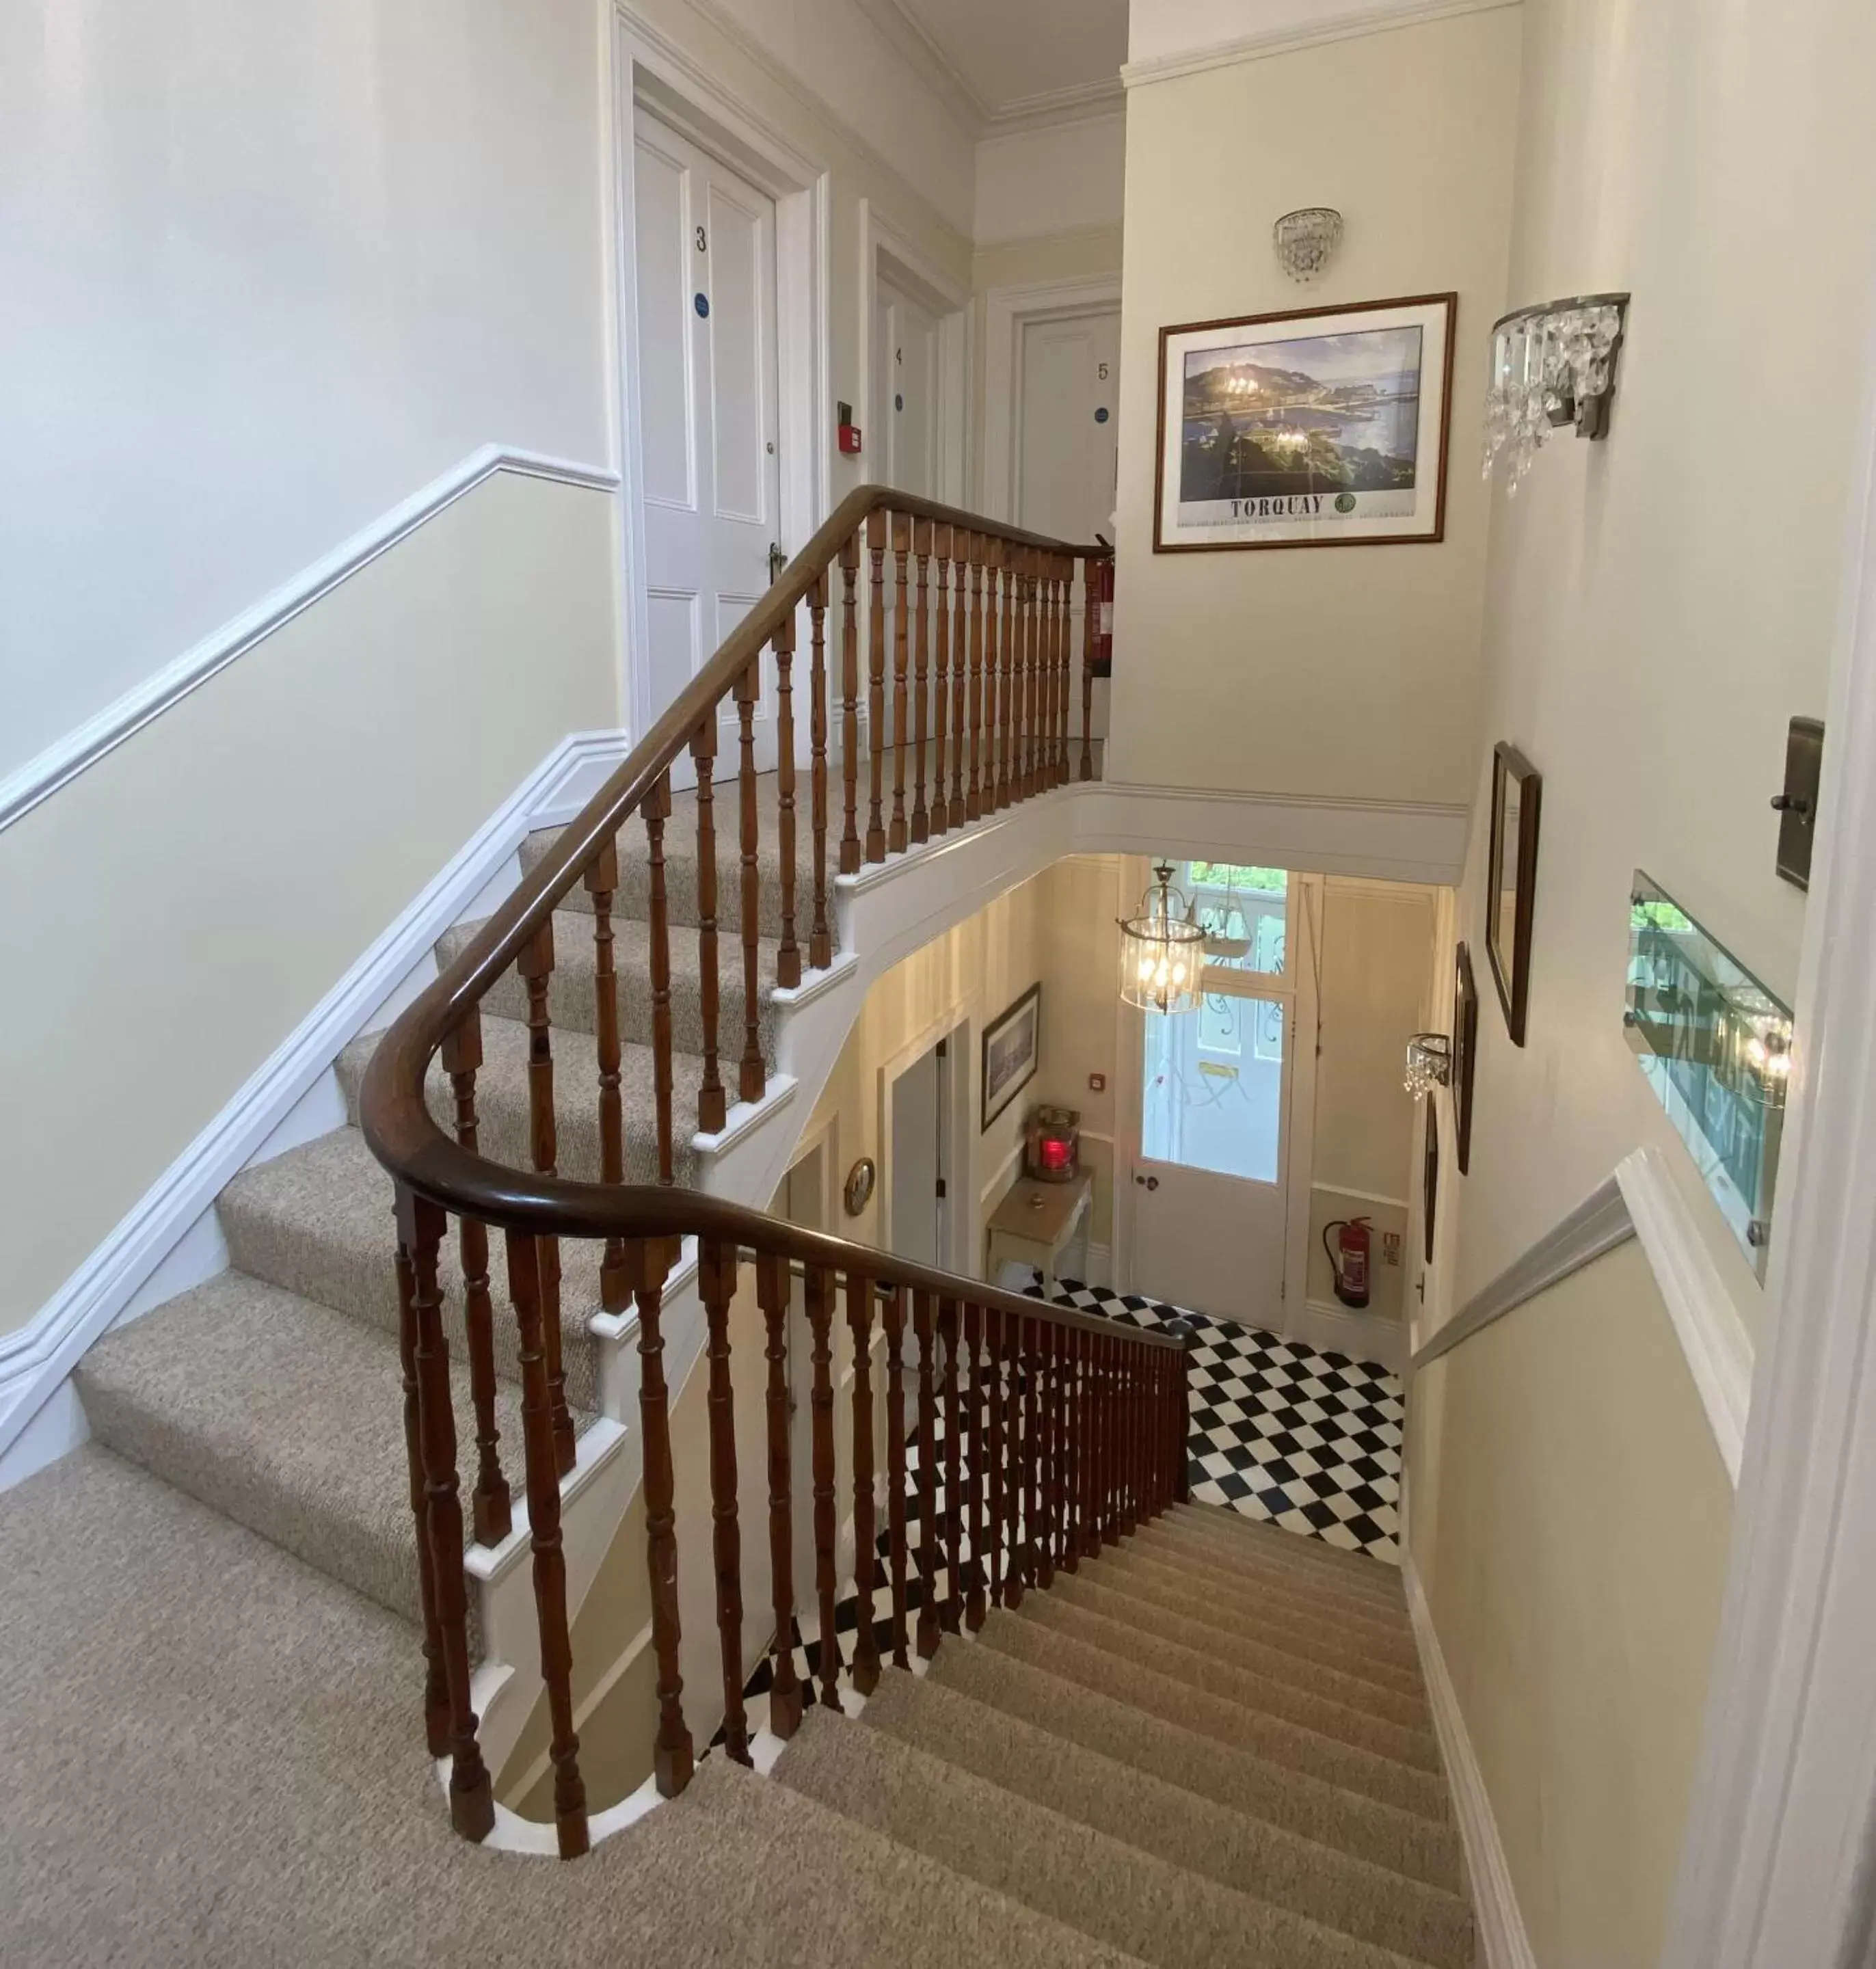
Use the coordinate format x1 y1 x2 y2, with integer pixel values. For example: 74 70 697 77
1482 293 1629 492
1272 206 1344 282
1404 1033 1453 1097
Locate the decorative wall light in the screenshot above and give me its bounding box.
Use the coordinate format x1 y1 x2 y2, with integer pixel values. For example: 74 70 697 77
1403 1032 1453 1098
1119 863 1206 1015
1482 293 1629 492
1272 207 1344 283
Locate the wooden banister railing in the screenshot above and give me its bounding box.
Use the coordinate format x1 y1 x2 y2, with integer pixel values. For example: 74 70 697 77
358 486 1179 1859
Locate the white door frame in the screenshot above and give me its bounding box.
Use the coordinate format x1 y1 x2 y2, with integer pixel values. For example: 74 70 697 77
1660 302 1876 1969
858 198 969 506
1114 855 1322 1329
876 1005 974 1278
611 7 832 747
981 272 1124 523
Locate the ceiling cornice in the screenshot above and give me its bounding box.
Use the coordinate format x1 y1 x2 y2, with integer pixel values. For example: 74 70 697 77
1122 0 1520 89
982 77 1126 139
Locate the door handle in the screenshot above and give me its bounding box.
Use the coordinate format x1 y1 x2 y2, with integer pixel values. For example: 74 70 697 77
1134 1175 1159 1191
768 541 788 585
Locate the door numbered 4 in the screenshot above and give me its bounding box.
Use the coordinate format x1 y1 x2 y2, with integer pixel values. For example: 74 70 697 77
1134 1175 1159 1191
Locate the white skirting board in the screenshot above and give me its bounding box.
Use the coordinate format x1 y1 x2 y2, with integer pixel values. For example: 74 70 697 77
1291 1297 1405 1373
0 729 630 1491
1402 1554 1538 1969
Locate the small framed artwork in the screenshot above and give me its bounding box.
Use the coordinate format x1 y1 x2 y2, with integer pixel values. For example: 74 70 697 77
1486 742 1542 1045
1423 1102 1440 1264
981 983 1041 1131
1453 941 1478 1175
1153 292 1456 553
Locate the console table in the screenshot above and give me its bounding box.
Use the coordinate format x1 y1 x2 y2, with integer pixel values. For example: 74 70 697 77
984 1172 1093 1300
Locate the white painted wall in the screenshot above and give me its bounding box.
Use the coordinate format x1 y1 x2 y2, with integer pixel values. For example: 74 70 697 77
974 113 1127 246
1108 6 1521 805
1126 0 1516 66
1 0 614 785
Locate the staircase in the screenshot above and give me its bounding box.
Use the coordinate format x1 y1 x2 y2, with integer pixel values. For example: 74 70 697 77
3 487 1475 1964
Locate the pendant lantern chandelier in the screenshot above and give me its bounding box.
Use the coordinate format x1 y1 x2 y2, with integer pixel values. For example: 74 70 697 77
1118 863 1207 1015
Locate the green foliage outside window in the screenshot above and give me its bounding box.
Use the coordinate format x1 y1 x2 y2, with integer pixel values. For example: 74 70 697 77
1188 862 1286 892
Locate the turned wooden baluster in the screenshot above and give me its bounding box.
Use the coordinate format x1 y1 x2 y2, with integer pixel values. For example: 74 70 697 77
1080 554 1099 782
965 1302 987 1628
397 1190 494 1840
438 1012 511 1546
1003 1310 1028 1606
1041 557 1060 789
629 1236 693 1793
965 536 985 821
998 540 1018 809
1036 1316 1056 1588
699 1238 749 1765
1020 548 1038 801
984 540 1005 811
1127 1340 1143 1534
948 528 969 828
584 842 632 1313
1045 1320 1064 1578
913 1289 941 1657
805 1263 841 1706
1080 1323 1099 1556
756 1255 803 1738
1101 1329 1121 1546
928 524 950 838
518 922 576 1477
884 1284 911 1670
503 1228 589 1853
911 518 932 844
1068 1324 1088 1566
847 1271 882 1694
888 513 912 854
775 617 802 990
643 779 678 1186
691 720 727 1137
987 1302 1006 1608
840 532 863 874
394 1233 450 1760
1168 1319 1194 1505
866 511 888 863
1055 555 1073 786
807 572 834 969
734 667 766 1104
939 1298 963 1633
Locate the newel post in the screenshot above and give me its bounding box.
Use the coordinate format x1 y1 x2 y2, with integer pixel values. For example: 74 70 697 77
1162 1319 1195 1507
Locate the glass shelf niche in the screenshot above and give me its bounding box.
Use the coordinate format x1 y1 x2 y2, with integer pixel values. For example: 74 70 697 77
1624 872 1792 1281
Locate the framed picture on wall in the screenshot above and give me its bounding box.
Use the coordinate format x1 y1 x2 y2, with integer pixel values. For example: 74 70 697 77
1453 941 1479 1175
1486 741 1542 1045
1423 1101 1440 1264
981 983 1041 1131
1153 292 1457 552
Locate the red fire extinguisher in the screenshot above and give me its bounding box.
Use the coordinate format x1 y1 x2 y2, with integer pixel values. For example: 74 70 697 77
1091 551 1115 677
1324 1217 1372 1309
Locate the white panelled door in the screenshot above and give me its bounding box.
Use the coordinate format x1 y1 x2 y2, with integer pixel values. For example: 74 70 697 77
632 112 783 766
873 274 941 499
1017 309 1120 541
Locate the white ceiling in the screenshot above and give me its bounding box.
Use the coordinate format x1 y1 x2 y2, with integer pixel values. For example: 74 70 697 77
869 0 1130 130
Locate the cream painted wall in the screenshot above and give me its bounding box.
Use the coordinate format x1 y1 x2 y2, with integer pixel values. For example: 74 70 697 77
1408 1239 1734 1966
1107 8 1521 805
1 0 614 783
973 114 1127 247
1438 0 1876 1309
0 471 619 1335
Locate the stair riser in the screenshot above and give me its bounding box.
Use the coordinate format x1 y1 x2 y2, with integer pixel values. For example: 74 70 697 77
1109 1542 1420 1656
526 830 807 943
1147 1517 1408 1611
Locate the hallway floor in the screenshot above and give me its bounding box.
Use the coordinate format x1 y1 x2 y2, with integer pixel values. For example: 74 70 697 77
1028 1281 1404 1566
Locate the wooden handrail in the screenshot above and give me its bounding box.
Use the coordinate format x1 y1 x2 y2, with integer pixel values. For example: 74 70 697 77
353 483 1171 1860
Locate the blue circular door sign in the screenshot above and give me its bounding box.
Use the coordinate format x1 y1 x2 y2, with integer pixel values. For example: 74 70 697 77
895 393 904 411
694 293 710 317
1094 406 1110 423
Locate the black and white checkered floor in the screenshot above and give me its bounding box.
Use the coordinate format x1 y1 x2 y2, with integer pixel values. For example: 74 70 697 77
1026 1276 1403 1565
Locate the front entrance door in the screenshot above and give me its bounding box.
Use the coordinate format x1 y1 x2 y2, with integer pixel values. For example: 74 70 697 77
631 110 783 768
1126 864 1315 1329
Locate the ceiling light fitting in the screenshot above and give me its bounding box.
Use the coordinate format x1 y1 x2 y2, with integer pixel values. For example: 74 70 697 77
1119 863 1207 1016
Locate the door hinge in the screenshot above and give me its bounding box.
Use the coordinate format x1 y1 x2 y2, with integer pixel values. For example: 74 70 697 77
935 1178 947 1199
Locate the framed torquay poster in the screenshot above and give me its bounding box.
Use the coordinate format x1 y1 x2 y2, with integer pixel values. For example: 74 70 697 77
1153 293 1456 552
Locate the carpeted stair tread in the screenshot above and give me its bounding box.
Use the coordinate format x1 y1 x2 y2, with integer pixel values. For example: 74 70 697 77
1151 1508 1409 1608
218 1127 602 1414
861 1671 1475 1965
775 1706 1432 1969
1054 1564 1432 1731
437 908 781 1061
926 1639 1463 1891
338 1013 708 1186
1094 1527 1417 1654
1014 1590 1438 1770
1071 1548 1427 1697
983 1606 1449 1821
73 1274 573 1627
660 1756 1152 1968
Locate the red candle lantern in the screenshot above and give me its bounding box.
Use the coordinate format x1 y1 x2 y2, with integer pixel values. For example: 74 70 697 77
1025 1106 1081 1183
